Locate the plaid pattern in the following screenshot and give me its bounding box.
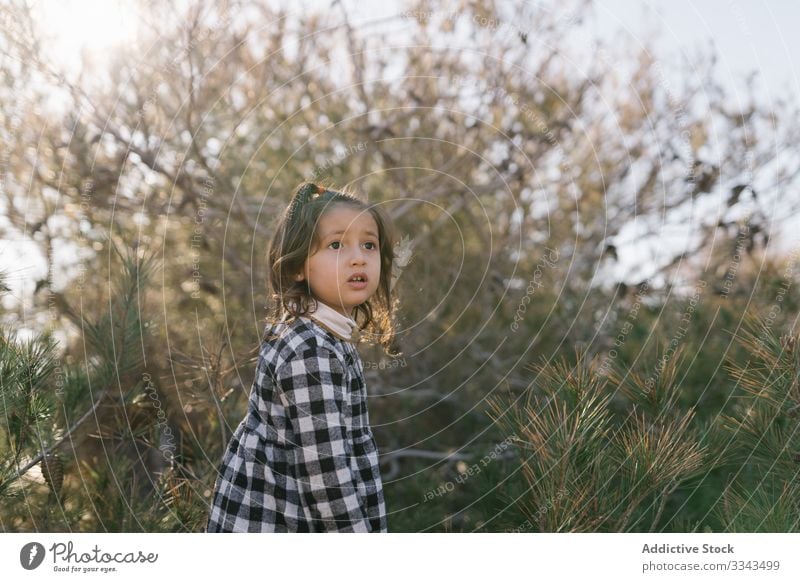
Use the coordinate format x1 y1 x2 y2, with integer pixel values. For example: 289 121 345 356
206 315 387 532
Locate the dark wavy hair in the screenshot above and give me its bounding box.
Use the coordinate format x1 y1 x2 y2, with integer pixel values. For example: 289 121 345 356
266 181 399 355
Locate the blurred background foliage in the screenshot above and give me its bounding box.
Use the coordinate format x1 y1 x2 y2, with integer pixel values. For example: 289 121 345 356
1 0 800 531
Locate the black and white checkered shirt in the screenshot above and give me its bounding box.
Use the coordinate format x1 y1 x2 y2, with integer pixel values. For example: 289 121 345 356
206 315 387 532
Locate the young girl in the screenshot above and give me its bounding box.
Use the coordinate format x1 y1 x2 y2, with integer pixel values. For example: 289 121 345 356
206 182 400 533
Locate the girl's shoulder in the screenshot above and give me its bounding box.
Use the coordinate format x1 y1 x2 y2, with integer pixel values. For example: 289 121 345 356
261 315 347 369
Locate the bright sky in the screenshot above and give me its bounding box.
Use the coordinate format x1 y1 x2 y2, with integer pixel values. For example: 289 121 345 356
592 0 800 101
30 0 140 73
31 0 800 99
588 0 800 283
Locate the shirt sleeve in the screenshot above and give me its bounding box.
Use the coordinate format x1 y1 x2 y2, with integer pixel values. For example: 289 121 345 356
276 347 370 532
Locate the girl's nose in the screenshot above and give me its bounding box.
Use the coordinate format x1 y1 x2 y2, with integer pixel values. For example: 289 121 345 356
350 248 367 264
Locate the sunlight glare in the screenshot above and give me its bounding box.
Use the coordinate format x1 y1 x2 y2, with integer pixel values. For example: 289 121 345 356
32 0 140 73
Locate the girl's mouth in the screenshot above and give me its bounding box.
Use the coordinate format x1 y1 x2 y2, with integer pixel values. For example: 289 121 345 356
347 273 368 289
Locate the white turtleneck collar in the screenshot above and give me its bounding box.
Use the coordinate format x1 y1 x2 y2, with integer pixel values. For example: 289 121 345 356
286 298 360 343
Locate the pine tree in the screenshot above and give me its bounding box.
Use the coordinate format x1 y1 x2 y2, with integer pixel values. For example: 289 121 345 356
714 312 800 532
0 242 208 532
486 346 711 532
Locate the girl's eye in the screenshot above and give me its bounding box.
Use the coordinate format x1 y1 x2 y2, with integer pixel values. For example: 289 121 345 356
328 241 378 250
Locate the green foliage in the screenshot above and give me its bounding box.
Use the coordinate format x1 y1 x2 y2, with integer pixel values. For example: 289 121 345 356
0 247 192 532
482 304 800 533
0 325 61 489
715 481 800 532
711 313 800 531
486 348 710 532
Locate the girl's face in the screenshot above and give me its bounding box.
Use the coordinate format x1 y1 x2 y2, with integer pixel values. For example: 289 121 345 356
295 205 381 318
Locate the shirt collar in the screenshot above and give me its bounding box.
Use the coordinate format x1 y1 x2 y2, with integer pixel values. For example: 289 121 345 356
287 298 360 343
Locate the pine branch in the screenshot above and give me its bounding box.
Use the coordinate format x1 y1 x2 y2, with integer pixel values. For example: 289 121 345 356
11 389 108 483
